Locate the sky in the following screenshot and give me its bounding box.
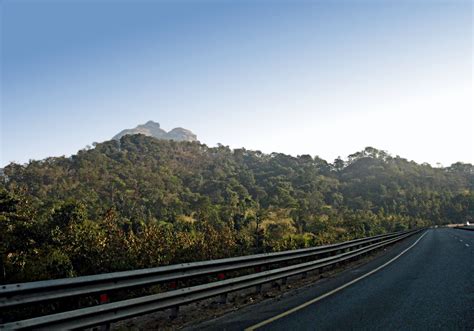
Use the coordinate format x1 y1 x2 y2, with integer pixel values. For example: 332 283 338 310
1 0 473 167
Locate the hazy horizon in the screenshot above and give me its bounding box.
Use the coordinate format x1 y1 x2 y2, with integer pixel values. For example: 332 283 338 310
2 0 473 167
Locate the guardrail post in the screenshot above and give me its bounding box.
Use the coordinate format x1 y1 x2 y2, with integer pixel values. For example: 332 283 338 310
218 293 228 304
273 277 287 290
216 273 227 303
254 266 264 294
170 306 179 319
302 271 308 279
98 294 110 331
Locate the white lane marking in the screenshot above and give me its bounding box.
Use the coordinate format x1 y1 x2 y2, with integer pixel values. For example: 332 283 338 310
244 231 428 331
466 244 470 247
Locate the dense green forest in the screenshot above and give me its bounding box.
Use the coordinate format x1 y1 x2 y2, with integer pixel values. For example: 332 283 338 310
1 135 473 283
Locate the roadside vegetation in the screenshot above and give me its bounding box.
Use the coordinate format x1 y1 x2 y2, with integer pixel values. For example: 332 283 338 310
1 135 472 283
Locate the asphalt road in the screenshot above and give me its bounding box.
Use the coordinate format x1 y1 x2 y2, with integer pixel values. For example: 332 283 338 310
193 228 473 330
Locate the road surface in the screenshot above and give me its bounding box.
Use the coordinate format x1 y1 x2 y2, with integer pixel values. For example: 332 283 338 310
192 228 473 330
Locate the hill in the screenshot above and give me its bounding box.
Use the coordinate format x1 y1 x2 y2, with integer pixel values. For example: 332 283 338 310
1 135 472 282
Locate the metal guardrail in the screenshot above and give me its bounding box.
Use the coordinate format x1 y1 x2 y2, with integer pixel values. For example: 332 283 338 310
456 226 474 231
0 228 423 330
0 230 406 309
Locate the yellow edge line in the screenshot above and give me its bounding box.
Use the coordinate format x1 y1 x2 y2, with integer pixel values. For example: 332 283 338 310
244 230 428 331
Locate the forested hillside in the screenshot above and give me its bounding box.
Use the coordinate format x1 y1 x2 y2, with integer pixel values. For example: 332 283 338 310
1 135 472 283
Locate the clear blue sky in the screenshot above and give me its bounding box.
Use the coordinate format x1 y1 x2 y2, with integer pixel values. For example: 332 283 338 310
1 0 472 167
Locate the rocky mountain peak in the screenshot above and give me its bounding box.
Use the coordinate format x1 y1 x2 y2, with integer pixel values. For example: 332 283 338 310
112 121 198 142
141 120 160 128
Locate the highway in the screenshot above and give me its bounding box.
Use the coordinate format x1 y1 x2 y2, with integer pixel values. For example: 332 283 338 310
193 228 473 330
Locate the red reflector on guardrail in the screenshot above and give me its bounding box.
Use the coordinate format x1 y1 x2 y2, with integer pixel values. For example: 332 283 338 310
99 294 108 303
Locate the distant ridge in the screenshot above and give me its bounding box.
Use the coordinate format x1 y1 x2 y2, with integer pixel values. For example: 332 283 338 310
112 121 197 142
